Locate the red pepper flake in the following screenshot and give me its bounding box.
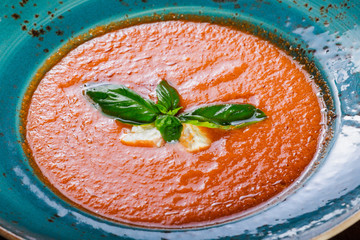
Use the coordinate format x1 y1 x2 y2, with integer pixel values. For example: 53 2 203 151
11 13 20 20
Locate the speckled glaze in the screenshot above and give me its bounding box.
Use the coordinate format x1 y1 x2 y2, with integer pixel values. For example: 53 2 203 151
0 0 359 239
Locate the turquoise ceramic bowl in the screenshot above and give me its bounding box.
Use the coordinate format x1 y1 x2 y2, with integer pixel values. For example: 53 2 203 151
0 0 359 239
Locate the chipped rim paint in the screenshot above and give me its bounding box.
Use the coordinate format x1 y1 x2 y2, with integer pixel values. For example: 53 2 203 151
0 0 359 239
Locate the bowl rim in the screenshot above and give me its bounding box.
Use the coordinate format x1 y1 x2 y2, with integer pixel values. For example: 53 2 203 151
314 210 360 240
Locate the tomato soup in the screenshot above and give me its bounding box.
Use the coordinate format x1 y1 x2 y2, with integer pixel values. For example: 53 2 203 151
25 21 324 227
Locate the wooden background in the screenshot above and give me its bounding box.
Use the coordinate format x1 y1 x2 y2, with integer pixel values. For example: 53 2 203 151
331 220 360 240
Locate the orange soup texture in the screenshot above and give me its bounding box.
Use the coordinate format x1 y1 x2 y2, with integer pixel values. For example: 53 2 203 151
26 21 323 227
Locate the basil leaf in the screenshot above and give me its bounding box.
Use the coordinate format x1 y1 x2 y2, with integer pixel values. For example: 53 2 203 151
167 107 183 116
83 83 159 125
155 115 183 142
156 80 181 115
155 103 168 115
179 104 266 129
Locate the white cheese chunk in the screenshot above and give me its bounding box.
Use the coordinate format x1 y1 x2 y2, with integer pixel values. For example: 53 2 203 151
120 124 165 148
179 124 211 152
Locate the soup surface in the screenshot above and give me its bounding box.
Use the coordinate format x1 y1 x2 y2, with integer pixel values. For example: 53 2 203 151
26 21 323 227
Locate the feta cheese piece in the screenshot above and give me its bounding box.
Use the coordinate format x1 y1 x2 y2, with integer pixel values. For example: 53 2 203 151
179 124 211 152
120 124 165 148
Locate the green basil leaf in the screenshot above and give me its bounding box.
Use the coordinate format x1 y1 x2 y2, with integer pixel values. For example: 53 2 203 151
178 120 234 130
167 106 183 116
156 80 181 114
83 83 159 125
155 103 168 115
179 104 266 129
155 115 183 142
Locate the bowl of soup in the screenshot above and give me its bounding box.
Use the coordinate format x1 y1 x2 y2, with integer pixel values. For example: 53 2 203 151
0 0 359 239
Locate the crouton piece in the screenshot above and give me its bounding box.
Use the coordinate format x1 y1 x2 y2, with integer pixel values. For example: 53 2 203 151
179 124 211 152
120 124 165 148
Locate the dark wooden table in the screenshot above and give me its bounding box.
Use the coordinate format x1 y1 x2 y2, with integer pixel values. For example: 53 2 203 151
330 220 360 240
